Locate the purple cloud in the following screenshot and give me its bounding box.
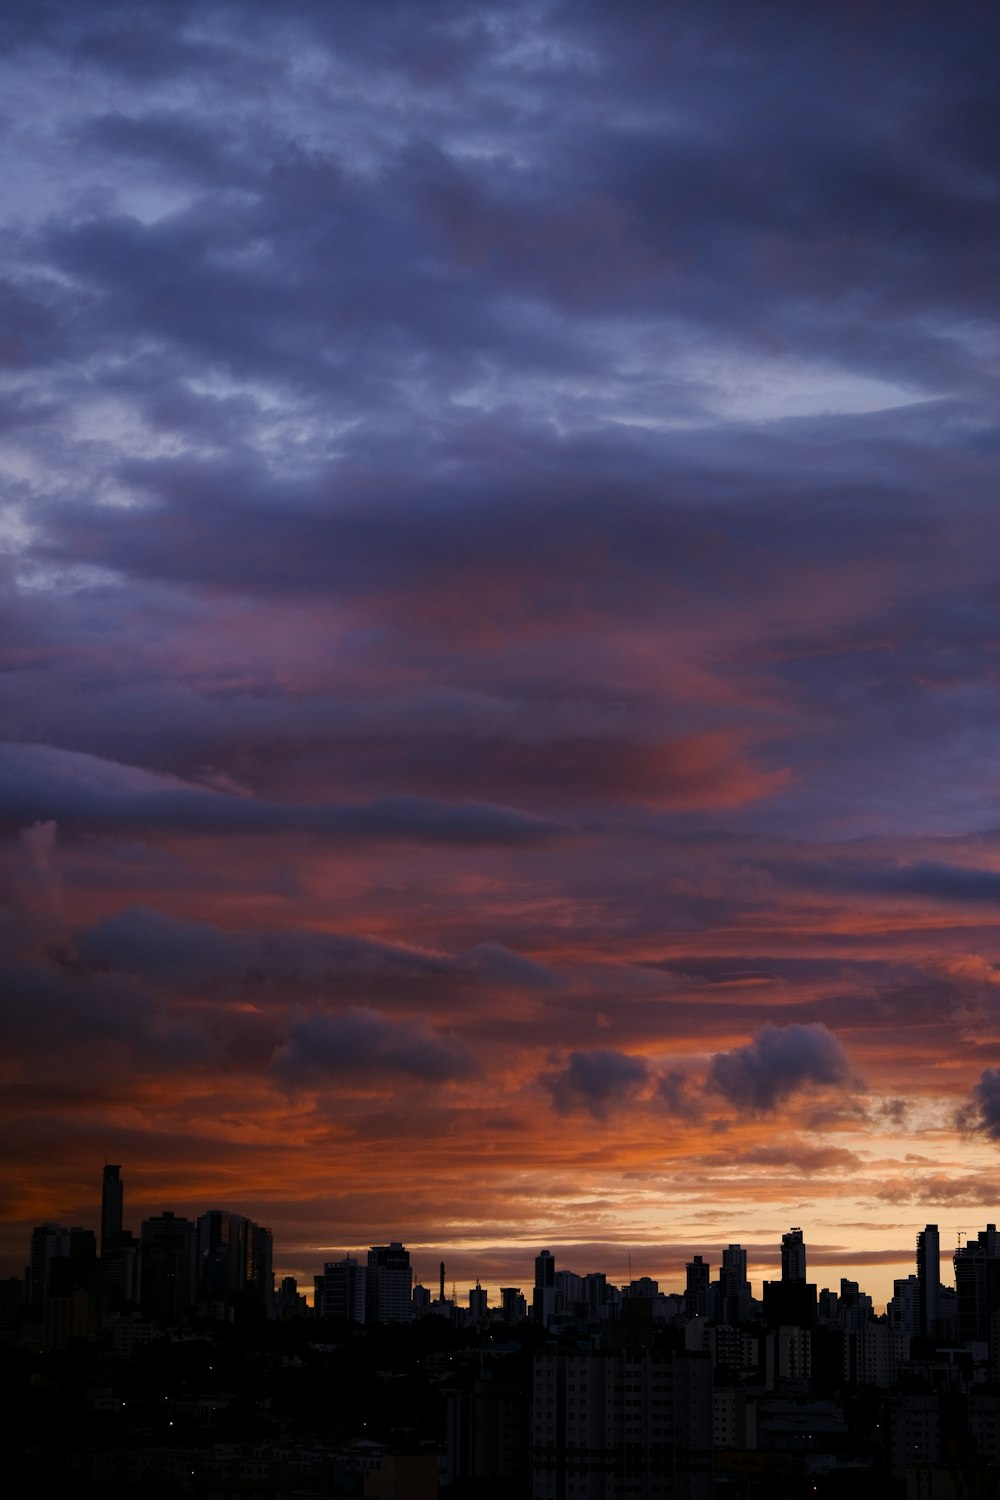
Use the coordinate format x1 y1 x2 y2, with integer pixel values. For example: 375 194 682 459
707 1023 852 1114
967 1068 1000 1140
546 1049 649 1119
273 1007 478 1087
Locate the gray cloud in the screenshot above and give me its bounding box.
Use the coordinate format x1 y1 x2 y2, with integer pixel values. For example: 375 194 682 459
545 1049 650 1119
966 1068 1000 1141
707 1023 853 1114
0 743 558 846
273 1007 478 1087
74 903 554 1005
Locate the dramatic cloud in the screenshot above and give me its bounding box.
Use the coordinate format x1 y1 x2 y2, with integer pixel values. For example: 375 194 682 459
2 0 1000 1304
0 743 558 846
965 1069 1000 1141
707 1024 853 1115
545 1049 650 1119
273 1007 478 1088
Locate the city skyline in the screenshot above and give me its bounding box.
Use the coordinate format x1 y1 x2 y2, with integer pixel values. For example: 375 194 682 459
4 3 1000 1311
8 1162 975 1312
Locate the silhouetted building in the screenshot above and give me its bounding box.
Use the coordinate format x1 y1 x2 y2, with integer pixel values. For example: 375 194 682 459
685 1254 710 1318
583 1271 609 1317
275 1274 309 1319
781 1226 806 1282
47 1226 97 1297
762 1278 817 1330
101 1164 124 1254
533 1247 556 1327
140 1211 196 1323
0 1276 26 1325
532 1347 713 1499
889 1273 919 1336
446 1369 530 1492
40 1227 98 1348
192 1210 273 1319
500 1285 526 1322
954 1223 1000 1346
316 1255 366 1323
718 1243 751 1323
917 1222 941 1338
366 1242 412 1324
29 1223 70 1304
102 1233 139 1312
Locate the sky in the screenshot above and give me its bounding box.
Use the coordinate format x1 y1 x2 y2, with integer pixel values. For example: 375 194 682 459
3 0 1000 1310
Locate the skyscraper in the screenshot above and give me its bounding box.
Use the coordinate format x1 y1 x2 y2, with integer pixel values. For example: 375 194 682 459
781 1227 806 1283
916 1223 940 1339
140 1211 196 1323
953 1223 1000 1346
533 1248 556 1327
764 1229 815 1330
366 1242 412 1324
30 1222 70 1304
719 1243 751 1322
316 1255 366 1323
685 1254 710 1317
100 1164 123 1254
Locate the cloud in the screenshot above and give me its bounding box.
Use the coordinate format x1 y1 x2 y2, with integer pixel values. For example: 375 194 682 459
964 1067 1000 1140
3 0 1000 1299
273 1007 478 1087
73 906 554 1012
1 954 217 1075
654 1069 699 1117
707 1023 852 1114
545 1049 649 1119
0 742 558 847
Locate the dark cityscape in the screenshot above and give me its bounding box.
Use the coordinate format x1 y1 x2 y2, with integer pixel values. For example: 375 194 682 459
6 1164 1000 1496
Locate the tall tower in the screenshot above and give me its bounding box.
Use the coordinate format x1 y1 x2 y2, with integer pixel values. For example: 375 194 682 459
533 1248 557 1327
101 1164 123 1254
781 1227 806 1283
685 1254 710 1316
719 1243 751 1322
916 1223 940 1338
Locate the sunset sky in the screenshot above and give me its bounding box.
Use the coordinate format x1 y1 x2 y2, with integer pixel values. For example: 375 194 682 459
3 0 1000 1309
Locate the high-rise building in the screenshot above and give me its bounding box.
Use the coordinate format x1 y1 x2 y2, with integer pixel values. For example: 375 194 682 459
718 1243 751 1323
534 1249 555 1288
781 1227 806 1283
100 1164 123 1254
316 1255 366 1322
500 1286 526 1322
954 1223 1000 1345
140 1211 196 1324
366 1242 412 1324
533 1249 556 1327
888 1275 919 1336
685 1255 710 1317
763 1231 815 1330
29 1223 70 1304
249 1222 274 1317
916 1223 941 1338
532 1347 713 1499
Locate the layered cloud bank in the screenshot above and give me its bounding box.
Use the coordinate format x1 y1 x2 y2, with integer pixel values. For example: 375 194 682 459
3 1 1000 1299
